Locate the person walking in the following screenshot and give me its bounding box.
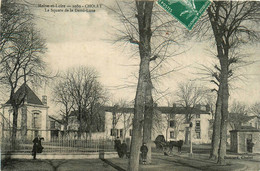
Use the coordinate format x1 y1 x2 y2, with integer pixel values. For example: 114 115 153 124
32 134 44 159
114 137 121 157
121 140 128 158
140 142 148 164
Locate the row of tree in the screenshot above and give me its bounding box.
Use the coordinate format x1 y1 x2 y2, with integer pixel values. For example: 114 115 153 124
1 1 259 171
109 1 259 170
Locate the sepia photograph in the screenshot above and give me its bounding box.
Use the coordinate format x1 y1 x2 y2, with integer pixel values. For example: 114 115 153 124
0 0 260 170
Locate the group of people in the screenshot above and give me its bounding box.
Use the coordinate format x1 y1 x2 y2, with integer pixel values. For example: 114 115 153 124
114 137 149 164
114 137 128 158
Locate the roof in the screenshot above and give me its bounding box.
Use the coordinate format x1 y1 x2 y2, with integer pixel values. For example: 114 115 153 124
103 106 134 113
230 126 260 132
103 106 209 114
48 115 62 124
5 83 44 106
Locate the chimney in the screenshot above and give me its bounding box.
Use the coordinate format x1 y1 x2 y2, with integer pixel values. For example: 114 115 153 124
172 103 176 108
42 95 47 105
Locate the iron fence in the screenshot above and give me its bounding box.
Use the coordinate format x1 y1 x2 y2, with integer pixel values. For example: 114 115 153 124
1 137 115 154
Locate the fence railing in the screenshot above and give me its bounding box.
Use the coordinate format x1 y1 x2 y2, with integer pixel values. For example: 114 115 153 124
1 137 115 154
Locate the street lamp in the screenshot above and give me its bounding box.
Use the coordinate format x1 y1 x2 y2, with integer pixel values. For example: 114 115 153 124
189 122 193 157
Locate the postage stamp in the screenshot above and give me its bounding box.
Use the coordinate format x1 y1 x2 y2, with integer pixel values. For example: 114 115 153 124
157 0 212 30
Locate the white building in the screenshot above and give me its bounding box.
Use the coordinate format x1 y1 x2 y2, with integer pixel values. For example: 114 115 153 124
89 105 212 144
0 84 51 141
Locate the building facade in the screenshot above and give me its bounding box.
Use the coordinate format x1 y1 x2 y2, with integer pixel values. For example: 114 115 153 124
0 84 51 141
103 106 211 144
230 127 260 153
66 105 212 144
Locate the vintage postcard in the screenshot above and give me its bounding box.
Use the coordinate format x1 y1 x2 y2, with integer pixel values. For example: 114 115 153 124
1 0 259 170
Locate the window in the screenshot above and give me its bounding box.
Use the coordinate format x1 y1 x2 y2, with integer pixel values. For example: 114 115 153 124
129 129 132 136
111 129 123 137
50 121 55 129
120 129 123 137
196 132 201 139
110 129 116 136
195 121 201 139
195 121 200 131
196 114 200 118
170 131 175 139
33 113 41 129
169 120 175 128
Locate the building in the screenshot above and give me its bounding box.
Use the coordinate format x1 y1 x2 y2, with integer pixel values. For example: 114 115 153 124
49 115 63 138
0 84 51 141
64 105 211 144
230 126 260 153
103 105 211 144
227 113 259 145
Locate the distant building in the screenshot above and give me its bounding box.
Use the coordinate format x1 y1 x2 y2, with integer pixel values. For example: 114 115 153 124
102 105 211 144
48 115 63 138
0 84 51 141
63 105 211 144
227 113 259 145
230 126 260 153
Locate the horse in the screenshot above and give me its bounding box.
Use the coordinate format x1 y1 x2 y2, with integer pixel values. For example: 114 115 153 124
168 140 184 153
154 135 184 155
162 140 184 155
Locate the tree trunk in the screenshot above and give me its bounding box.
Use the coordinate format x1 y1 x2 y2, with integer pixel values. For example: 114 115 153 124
128 57 150 171
143 77 153 164
210 84 222 160
21 105 27 141
217 56 229 165
128 1 154 170
184 116 190 145
207 3 228 163
185 127 190 145
11 106 19 149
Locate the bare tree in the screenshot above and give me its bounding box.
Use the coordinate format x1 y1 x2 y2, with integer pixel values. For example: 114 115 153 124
108 1 184 168
175 81 209 144
207 1 259 164
190 1 259 164
250 102 260 118
60 66 107 139
0 1 48 147
228 101 251 130
0 0 33 51
52 78 74 135
111 99 133 140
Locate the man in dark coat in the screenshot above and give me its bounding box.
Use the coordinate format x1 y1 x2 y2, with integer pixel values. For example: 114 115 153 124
114 137 121 157
121 140 128 158
140 142 148 164
32 135 44 159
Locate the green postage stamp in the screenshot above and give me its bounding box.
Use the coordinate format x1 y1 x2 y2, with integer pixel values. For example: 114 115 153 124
157 0 212 30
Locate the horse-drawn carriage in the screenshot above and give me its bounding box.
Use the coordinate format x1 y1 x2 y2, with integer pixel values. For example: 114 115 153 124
154 135 184 155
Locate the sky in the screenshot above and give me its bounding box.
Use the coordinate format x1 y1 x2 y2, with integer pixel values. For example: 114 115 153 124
3 0 259 115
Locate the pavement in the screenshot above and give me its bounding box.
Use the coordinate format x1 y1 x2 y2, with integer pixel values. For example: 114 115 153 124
106 152 253 171
2 151 259 171
1 159 117 171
